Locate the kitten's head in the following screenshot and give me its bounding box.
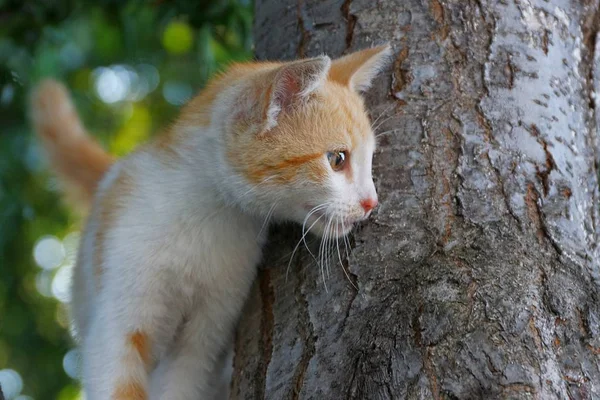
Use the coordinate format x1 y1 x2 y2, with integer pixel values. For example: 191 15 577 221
223 45 391 238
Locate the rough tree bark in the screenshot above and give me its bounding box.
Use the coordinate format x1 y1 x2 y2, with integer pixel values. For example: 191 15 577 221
232 0 600 398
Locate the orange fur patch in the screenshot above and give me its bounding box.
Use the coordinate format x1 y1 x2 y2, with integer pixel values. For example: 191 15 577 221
129 331 151 367
112 381 146 400
245 153 323 183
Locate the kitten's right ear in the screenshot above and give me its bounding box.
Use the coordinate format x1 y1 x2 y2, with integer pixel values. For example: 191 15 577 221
329 44 392 92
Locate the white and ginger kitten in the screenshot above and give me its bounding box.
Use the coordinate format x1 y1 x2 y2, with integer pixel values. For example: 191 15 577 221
30 44 391 399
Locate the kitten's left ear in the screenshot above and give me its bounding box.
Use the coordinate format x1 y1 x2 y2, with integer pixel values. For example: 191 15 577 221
329 44 392 92
235 56 330 134
266 56 331 125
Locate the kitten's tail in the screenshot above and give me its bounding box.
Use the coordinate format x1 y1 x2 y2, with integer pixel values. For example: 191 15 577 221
30 79 113 206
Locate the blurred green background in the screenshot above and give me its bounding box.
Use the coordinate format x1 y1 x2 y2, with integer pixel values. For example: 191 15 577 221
0 1 253 398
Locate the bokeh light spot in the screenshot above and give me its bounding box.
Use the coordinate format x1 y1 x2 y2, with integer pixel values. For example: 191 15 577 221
162 81 193 106
94 67 128 104
0 369 23 399
93 65 155 104
33 236 64 270
62 349 82 380
162 21 194 54
51 265 73 304
1 83 14 106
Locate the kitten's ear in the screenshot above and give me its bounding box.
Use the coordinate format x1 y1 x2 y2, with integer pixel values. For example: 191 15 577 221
263 56 331 129
329 44 392 92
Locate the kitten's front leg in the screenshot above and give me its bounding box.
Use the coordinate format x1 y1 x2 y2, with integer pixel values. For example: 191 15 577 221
82 286 182 400
150 305 237 400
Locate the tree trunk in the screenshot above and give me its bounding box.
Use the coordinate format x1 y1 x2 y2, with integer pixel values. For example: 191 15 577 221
232 0 600 399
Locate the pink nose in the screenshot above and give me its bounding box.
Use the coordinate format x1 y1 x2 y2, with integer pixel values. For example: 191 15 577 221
360 198 378 214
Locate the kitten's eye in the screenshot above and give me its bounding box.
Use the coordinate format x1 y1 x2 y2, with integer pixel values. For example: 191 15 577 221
327 150 348 171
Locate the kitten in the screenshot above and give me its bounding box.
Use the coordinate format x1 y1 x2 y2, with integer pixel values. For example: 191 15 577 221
31 44 391 399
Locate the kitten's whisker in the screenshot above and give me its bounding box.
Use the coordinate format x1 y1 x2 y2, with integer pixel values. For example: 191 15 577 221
323 216 332 279
375 129 399 138
322 214 335 291
327 216 335 278
370 102 396 128
275 237 319 263
318 216 329 292
256 202 278 239
285 204 328 282
301 205 328 264
341 219 351 259
332 216 339 280
372 114 397 133
285 215 323 283
337 216 358 291
237 175 280 202
325 216 333 278
319 223 325 286
328 217 335 278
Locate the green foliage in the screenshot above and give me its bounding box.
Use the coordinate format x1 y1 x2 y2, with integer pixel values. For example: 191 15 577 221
0 1 253 398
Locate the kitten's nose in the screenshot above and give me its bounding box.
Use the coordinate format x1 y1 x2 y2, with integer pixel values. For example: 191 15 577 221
360 197 378 214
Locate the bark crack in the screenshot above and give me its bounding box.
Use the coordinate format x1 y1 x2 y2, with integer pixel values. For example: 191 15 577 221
541 29 549 56
524 183 562 256
257 269 275 400
345 354 362 399
297 0 311 57
535 138 556 198
430 0 449 40
341 0 356 51
339 268 359 334
526 123 556 198
290 258 316 399
392 46 411 104
473 8 498 146
413 304 441 400
423 346 441 400
506 52 515 90
528 313 543 352
484 151 520 224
